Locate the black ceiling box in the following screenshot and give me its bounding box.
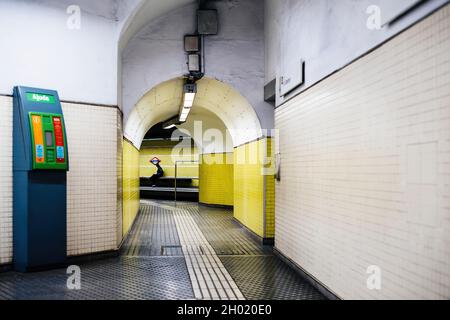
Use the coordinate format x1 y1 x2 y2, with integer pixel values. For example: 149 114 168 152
264 79 276 103
198 9 218 35
184 35 200 52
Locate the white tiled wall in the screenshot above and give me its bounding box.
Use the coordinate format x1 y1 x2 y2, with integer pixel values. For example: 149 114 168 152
63 103 119 256
0 99 120 264
0 96 13 264
275 5 450 300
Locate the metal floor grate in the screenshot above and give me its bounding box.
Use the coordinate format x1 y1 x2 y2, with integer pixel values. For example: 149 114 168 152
221 256 326 300
122 204 183 257
193 206 272 256
0 200 325 300
0 257 194 300
154 201 271 256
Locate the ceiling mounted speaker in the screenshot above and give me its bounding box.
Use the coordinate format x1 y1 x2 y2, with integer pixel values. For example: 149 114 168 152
198 9 218 35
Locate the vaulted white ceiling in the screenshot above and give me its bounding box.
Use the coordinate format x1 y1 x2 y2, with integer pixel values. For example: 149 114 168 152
124 77 262 150
31 0 195 51
32 0 120 21
118 0 194 53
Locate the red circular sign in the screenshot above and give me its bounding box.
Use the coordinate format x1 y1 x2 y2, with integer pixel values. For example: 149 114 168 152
150 157 161 165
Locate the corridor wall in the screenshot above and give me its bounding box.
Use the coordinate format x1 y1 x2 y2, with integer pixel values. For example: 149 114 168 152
0 96 13 264
199 153 234 207
275 5 450 299
122 140 140 237
63 103 120 256
0 95 121 264
234 138 275 240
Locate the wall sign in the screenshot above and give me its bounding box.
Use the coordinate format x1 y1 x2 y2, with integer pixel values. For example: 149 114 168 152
151 157 161 165
26 92 55 104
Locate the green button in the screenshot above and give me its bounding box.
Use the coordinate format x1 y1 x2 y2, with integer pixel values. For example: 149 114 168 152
47 150 55 162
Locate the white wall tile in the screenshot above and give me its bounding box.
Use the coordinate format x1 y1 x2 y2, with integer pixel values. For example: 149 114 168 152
0 97 120 264
275 5 450 300
0 96 13 264
62 103 120 256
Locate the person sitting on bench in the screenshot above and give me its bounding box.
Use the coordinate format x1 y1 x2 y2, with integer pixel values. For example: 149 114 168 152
149 161 164 185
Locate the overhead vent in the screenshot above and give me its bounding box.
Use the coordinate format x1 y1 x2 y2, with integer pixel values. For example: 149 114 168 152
198 9 218 35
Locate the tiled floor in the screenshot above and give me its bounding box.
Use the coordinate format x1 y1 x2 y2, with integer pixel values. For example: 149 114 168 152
0 257 194 300
0 200 325 300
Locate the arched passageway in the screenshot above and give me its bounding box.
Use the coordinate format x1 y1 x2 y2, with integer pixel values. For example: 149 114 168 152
122 77 275 244
124 77 262 149
116 76 290 301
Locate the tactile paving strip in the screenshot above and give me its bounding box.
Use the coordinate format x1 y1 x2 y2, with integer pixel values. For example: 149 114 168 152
171 208 245 300
0 257 194 300
220 256 325 300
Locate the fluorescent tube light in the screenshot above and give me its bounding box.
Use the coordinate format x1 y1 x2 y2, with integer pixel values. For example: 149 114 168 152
162 116 181 130
179 83 197 122
183 92 196 108
163 124 176 130
179 108 191 122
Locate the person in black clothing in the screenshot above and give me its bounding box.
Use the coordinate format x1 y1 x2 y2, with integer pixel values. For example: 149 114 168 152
149 162 164 185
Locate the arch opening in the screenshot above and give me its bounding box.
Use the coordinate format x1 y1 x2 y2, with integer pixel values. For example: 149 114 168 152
124 77 263 150
122 76 274 244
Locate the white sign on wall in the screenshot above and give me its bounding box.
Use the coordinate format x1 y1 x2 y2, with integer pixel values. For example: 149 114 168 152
279 60 305 97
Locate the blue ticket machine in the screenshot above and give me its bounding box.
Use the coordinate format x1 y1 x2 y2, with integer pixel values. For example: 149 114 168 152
13 86 69 272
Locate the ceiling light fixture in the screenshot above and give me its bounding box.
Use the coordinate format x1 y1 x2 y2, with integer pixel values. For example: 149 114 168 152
179 83 197 122
162 116 181 130
184 92 196 108
179 107 190 123
163 124 176 130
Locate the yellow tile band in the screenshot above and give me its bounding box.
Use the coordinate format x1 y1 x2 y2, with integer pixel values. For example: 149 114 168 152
123 140 140 237
199 153 234 206
233 138 275 238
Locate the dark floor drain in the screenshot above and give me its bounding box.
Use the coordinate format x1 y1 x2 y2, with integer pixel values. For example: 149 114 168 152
161 245 183 256
122 205 182 257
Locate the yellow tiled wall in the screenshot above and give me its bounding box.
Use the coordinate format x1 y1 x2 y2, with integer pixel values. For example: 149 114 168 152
122 140 140 237
199 153 234 206
140 144 199 186
234 138 275 239
116 114 123 247
264 138 276 239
